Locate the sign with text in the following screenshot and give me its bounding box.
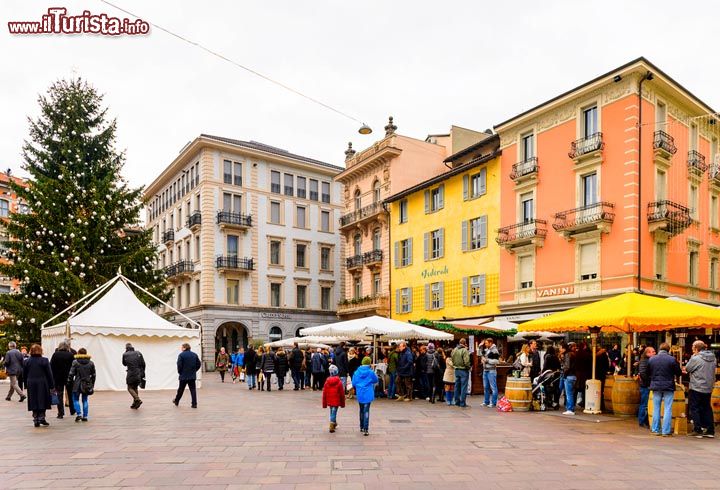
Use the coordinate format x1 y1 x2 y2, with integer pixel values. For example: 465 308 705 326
537 285 574 298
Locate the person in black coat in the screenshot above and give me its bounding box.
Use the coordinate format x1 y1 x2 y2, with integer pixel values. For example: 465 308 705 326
334 343 349 387
50 341 74 418
260 348 277 391
274 348 289 390
243 346 258 390
122 343 146 410
289 344 303 390
23 344 54 427
173 343 202 408
529 340 542 381
68 348 96 422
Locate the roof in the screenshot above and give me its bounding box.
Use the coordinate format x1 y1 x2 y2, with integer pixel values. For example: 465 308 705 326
200 134 344 172
443 134 499 163
494 57 717 130
385 149 500 204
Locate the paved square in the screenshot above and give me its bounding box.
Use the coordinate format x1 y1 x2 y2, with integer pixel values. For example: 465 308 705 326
1 377 718 489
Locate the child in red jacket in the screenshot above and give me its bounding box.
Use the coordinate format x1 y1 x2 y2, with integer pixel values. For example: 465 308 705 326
322 364 346 432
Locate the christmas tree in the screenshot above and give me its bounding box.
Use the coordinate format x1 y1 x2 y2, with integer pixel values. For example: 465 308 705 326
0 78 167 342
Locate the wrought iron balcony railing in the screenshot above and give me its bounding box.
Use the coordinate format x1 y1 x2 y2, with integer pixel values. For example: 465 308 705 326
553 202 615 233
688 150 708 174
165 260 194 278
346 254 364 269
653 130 677 156
340 202 383 228
496 219 548 246
186 211 201 228
162 230 175 244
510 157 539 181
216 211 252 227
363 249 383 265
647 200 693 236
284 186 294 196
216 256 254 271
568 132 604 159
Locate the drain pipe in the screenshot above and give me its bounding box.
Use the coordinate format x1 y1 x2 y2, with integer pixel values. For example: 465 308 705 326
637 71 653 293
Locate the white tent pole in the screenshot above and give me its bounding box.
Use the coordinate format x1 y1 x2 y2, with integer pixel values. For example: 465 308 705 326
41 275 121 328
120 274 200 328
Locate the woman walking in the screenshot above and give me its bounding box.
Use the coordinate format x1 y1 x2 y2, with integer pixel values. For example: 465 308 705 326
68 348 96 422
275 348 289 391
352 357 379 436
215 347 230 383
261 347 276 392
256 347 266 391
443 348 455 405
347 347 360 399
23 344 54 427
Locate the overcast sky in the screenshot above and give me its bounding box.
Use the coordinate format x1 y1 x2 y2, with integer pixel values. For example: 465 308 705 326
2 0 720 190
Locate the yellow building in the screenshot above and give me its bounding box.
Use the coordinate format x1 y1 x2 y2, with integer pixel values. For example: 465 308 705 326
387 135 501 321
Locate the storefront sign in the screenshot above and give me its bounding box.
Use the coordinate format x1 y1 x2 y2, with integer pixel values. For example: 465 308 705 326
260 312 291 320
421 265 448 279
537 286 574 298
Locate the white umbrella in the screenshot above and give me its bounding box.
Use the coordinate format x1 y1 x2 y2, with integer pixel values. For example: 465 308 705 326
479 319 518 332
299 316 453 341
508 331 565 343
264 336 341 349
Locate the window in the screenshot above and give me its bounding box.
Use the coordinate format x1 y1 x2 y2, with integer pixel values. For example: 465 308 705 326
690 123 698 151
463 216 487 251
195 279 200 304
711 258 719 290
373 273 381 296
396 238 412 267
690 184 699 220
519 255 533 289
579 242 598 281
309 179 319 201
583 105 598 137
195 193 200 212
195 236 200 261
0 285 10 294
582 173 598 206
186 283 191 308
270 201 281 224
284 174 294 196
223 193 241 213
321 210 330 232
471 169 487 199
354 189 362 211
656 101 666 130
233 162 242 186
270 283 282 307
226 235 238 257
425 185 444 213
399 199 408 223
521 133 535 160
224 160 241 185
321 287 332 310
271 171 281 194
269 326 282 341
372 228 381 250
353 233 362 256
296 285 307 309
178 207 183 229
270 240 281 265
353 277 362 299
466 275 486 306
296 243 307 268
521 193 534 222
320 246 331 270
656 169 667 201
397 287 412 313
297 177 306 199
689 251 699 286
322 182 331 203
712 195 719 229
373 181 381 203
426 282 443 310
226 279 239 305
655 242 667 280
424 228 444 260
296 206 306 228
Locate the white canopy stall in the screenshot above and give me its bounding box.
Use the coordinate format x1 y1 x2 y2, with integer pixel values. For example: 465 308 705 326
42 274 201 391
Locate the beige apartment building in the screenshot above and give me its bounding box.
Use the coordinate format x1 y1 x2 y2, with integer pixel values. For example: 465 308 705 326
334 118 488 319
145 135 344 369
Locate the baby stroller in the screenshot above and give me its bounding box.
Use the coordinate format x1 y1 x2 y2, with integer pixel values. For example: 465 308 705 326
531 370 561 411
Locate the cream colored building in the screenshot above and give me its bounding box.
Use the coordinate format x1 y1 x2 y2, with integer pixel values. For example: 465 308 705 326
144 135 343 369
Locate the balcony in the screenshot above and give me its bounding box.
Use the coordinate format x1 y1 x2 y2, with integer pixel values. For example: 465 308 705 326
653 130 677 160
216 211 252 231
339 201 384 229
496 219 547 251
687 150 708 176
337 295 390 317
284 186 294 196
647 200 692 237
346 254 364 271
165 260 195 281
710 164 720 186
216 256 254 273
568 132 604 161
553 202 615 239
363 249 383 267
186 211 201 231
162 230 175 246
510 157 539 183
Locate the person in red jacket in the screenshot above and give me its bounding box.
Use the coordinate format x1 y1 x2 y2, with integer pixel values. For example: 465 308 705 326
322 364 346 433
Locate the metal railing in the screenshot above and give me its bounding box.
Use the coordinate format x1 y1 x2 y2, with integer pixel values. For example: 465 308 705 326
165 260 194 278
496 219 547 245
653 130 677 155
647 200 693 230
363 249 383 264
309 191 319 201
688 150 708 173
216 211 252 227
346 254 364 269
510 157 539 180
340 202 383 227
568 132 604 159
216 256 254 271
186 211 201 228
284 185 294 196
162 230 175 243
553 202 615 231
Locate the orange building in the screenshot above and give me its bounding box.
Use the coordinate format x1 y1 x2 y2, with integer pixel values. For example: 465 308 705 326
495 58 720 319
0 170 29 296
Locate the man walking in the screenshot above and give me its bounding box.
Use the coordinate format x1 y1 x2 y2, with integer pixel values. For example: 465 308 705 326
684 340 716 438
480 338 500 408
122 343 146 409
334 342 349 392
396 341 414 402
452 338 471 408
637 346 655 428
4 341 26 402
289 343 303 390
50 341 74 418
562 342 578 415
647 342 682 436
173 343 201 408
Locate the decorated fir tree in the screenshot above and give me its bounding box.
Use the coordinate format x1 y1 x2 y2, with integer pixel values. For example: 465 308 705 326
0 78 167 342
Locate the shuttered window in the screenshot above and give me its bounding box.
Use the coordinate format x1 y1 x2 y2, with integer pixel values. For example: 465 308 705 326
425 229 444 260
396 239 412 267
425 184 445 213
519 255 533 289
579 242 598 281
426 282 444 310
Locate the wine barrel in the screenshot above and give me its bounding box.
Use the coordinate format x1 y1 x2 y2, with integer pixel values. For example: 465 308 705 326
611 376 640 416
712 381 720 425
505 377 532 412
603 375 615 412
649 384 686 430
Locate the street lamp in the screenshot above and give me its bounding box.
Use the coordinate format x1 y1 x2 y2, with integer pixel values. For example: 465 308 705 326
358 124 372 135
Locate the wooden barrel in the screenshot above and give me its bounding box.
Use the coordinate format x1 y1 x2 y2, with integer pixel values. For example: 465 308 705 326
649 384 686 429
712 382 720 425
603 375 615 412
505 377 532 412
611 376 640 416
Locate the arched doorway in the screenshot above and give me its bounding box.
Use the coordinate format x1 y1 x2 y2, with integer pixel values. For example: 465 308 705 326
215 322 248 355
269 325 283 342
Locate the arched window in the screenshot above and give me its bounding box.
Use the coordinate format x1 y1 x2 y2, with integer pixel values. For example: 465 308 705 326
373 180 381 203
354 189 362 211
269 326 282 341
0 199 8 218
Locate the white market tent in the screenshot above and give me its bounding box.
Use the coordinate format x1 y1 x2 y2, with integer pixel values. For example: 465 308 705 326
299 316 454 341
41 274 201 391
264 336 340 349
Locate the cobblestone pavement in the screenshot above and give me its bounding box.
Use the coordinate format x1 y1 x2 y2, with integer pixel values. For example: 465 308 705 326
1 377 718 489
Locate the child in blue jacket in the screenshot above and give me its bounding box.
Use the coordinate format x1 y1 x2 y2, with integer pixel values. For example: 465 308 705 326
351 357 379 436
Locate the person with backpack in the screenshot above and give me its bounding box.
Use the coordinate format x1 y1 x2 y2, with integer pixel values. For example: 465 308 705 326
68 348 96 422
424 344 439 404
451 339 471 408
260 347 277 391
352 357 379 436
322 364 346 433
50 341 74 418
122 343 146 410
274 348 289 390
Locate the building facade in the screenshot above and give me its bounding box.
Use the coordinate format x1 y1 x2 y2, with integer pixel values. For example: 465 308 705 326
495 57 720 320
387 135 501 322
144 135 344 369
0 171 28 296
334 118 486 319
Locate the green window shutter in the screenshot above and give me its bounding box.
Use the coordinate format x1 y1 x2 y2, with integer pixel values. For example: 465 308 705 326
395 289 401 314
408 238 413 265
424 232 429 261
461 220 468 251
424 190 430 214
425 284 430 311
479 274 486 304
479 168 487 196
462 277 468 306
439 281 445 309
439 228 444 258
462 174 469 201
480 215 488 248
394 241 400 267
438 184 445 209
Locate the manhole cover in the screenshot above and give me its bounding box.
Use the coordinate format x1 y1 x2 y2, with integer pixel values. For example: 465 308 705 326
471 441 516 449
389 419 411 423
332 458 381 472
